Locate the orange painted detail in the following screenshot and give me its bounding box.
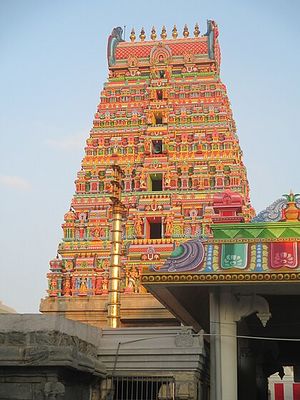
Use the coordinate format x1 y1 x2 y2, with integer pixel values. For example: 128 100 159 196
115 40 208 60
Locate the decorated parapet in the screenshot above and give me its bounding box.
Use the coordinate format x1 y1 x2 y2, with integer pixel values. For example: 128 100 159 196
142 194 300 285
45 22 254 300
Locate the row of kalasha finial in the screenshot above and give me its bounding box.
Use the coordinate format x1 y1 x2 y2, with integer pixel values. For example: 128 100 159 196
129 24 200 42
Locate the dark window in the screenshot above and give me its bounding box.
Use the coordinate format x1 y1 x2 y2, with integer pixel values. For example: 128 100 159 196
152 140 162 154
157 89 163 100
150 222 162 239
151 175 162 191
154 114 162 124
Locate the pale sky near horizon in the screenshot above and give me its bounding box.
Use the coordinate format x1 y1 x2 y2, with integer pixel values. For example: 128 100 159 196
0 0 299 313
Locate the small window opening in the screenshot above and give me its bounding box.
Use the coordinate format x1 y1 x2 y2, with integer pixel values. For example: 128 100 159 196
152 140 163 154
159 70 165 78
108 376 175 400
157 89 163 100
151 174 162 191
150 222 162 239
154 114 162 125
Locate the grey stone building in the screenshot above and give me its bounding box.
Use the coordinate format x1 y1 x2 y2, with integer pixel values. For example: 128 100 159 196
0 315 106 400
0 315 208 400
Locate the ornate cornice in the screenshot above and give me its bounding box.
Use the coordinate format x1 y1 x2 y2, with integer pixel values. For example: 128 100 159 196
211 222 300 240
142 271 300 285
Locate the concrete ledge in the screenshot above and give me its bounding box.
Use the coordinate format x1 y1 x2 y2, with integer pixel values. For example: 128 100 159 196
98 326 207 374
0 314 106 377
0 314 102 347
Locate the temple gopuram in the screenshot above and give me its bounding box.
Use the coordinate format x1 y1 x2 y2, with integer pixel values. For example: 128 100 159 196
34 22 300 400
40 22 254 328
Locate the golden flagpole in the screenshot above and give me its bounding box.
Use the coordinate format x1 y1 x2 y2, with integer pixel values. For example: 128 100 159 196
107 164 125 328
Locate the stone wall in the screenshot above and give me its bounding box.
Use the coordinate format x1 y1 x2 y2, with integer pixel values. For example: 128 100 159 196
0 314 106 400
0 315 209 399
98 326 209 399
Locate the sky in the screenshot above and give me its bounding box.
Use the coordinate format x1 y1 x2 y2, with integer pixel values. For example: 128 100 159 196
0 0 299 313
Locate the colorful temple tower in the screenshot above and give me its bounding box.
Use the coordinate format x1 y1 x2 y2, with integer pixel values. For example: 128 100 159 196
41 22 254 327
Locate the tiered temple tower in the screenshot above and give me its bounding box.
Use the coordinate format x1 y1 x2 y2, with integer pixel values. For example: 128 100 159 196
41 22 254 327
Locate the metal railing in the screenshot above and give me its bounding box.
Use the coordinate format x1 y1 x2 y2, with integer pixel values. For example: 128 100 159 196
103 376 175 400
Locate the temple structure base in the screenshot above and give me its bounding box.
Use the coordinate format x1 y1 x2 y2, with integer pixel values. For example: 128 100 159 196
40 293 179 329
0 315 208 400
98 326 209 400
0 314 106 400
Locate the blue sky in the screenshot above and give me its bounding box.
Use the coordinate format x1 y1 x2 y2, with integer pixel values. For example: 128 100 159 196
1 0 299 312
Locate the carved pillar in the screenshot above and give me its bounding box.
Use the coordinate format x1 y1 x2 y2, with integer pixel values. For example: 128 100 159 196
209 289 221 400
209 289 271 400
174 372 199 400
219 290 238 400
44 381 65 399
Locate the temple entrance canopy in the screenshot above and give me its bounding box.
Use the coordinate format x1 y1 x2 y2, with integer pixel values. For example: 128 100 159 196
142 194 300 399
